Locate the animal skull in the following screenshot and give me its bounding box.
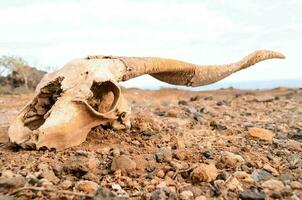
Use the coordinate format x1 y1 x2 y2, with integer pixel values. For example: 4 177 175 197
8 50 285 150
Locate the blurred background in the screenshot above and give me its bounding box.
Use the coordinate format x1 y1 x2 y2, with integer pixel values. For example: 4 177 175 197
0 0 301 91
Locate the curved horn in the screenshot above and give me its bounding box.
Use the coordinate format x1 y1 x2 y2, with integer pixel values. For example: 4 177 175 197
117 50 285 87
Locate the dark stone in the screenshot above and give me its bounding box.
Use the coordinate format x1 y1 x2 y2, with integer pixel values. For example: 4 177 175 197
210 121 227 131
291 131 302 141
251 169 271 181
154 111 166 116
93 187 119 200
239 191 265 200
146 164 155 173
190 96 201 101
151 188 168 200
216 171 227 180
202 149 213 159
178 100 188 106
143 131 156 137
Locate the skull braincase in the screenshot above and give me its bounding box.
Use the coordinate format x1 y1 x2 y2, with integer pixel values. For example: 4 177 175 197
8 58 131 150
8 50 284 150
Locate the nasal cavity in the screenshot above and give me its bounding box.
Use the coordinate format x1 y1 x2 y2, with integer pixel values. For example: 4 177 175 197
23 77 64 130
87 81 119 113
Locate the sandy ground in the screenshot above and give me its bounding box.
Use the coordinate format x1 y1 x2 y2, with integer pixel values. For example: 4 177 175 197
0 87 301 200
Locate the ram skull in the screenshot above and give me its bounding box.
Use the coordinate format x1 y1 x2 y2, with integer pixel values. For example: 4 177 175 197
8 50 285 150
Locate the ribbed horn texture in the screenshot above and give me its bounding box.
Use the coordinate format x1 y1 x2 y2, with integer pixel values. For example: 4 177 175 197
118 50 285 87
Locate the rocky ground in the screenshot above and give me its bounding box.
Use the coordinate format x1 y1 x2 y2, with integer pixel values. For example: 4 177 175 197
0 87 301 200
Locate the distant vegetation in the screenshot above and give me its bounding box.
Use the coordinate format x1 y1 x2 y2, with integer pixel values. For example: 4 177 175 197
0 55 46 93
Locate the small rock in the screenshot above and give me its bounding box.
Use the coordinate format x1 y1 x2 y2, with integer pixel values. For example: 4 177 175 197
157 170 165 178
111 155 137 175
226 177 243 191
179 190 194 200
60 179 73 190
156 147 172 163
249 127 275 141
201 149 213 159
233 171 254 183
64 152 100 176
174 149 187 160
251 169 272 181
0 176 26 191
290 181 302 190
239 191 265 200
112 183 129 198
37 163 60 184
166 109 179 118
221 151 245 167
75 180 99 193
261 179 284 191
151 188 168 200
195 196 207 200
255 95 275 102
0 170 15 179
39 178 53 188
191 164 218 183
146 164 155 173
0 195 15 200
285 139 302 152
154 111 166 117
263 164 279 176
210 121 227 131
94 186 118 200
178 100 188 106
143 131 156 137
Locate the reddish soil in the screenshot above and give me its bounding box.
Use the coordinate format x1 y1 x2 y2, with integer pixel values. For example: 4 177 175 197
0 87 301 199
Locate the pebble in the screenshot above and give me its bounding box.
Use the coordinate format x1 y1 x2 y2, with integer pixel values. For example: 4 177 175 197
64 152 100 174
179 190 194 200
239 191 265 200
261 179 284 191
0 176 26 191
146 164 155 173
251 169 272 181
221 151 245 167
94 186 118 199
290 181 302 190
0 170 14 179
191 164 218 183
178 100 188 106
111 155 137 175
226 177 243 191
174 149 187 160
249 127 275 141
255 95 275 102
60 179 73 189
166 109 179 118
37 163 59 184
195 196 207 200
151 188 168 200
233 171 254 183
0 195 15 200
156 147 172 163
263 164 279 176
112 183 129 198
156 170 165 178
75 180 99 193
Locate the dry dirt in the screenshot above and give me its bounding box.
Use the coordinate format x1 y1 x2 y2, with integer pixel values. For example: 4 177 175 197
0 87 301 200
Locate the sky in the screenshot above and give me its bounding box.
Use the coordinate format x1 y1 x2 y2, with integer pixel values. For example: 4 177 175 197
0 0 301 89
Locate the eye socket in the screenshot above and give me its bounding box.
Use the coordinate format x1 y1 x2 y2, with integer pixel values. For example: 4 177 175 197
87 81 120 114
120 112 126 119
